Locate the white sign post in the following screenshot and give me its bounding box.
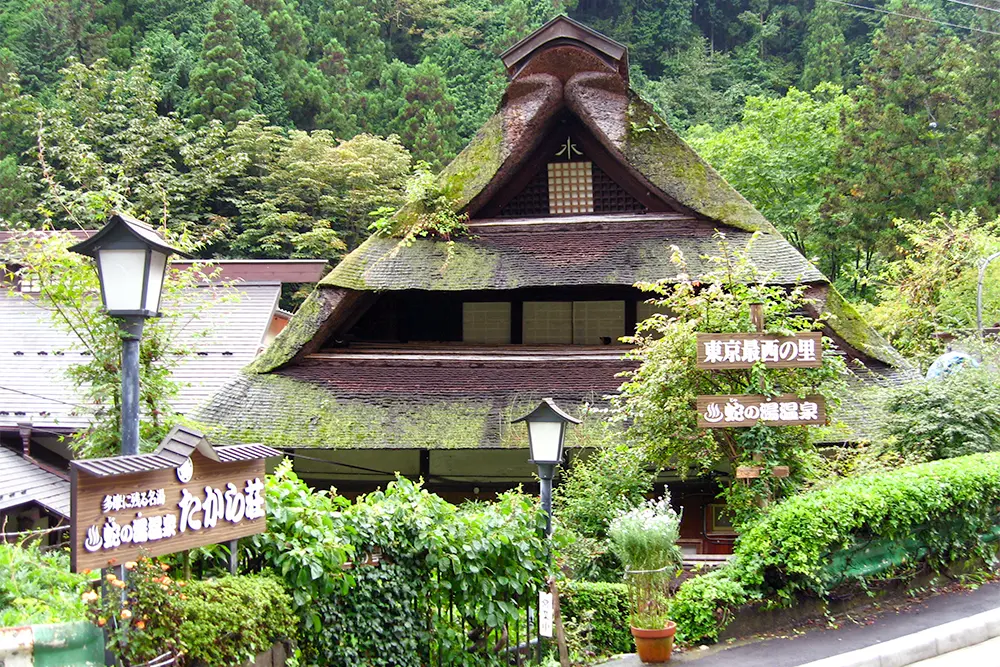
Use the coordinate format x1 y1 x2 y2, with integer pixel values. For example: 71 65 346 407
538 590 554 638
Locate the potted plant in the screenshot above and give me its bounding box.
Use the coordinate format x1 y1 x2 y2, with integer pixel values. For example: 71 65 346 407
609 496 683 663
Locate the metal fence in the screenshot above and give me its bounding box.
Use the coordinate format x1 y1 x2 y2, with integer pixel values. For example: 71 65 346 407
425 569 542 666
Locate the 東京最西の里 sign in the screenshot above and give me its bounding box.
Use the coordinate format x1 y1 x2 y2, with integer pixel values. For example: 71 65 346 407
695 332 822 369
696 394 826 429
70 426 278 573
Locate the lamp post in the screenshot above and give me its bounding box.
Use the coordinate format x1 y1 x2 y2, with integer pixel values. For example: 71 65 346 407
69 212 188 456
513 398 580 537
977 250 1000 337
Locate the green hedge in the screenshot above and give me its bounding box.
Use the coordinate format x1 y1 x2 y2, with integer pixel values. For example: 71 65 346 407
559 581 632 658
673 453 1000 644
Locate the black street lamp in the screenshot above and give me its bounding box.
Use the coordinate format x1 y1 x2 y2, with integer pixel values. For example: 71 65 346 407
513 398 580 537
70 212 188 456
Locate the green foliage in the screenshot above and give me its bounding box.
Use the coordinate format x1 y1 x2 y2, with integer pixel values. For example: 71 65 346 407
237 462 549 666
614 235 847 521
554 444 656 582
368 161 470 248
87 558 295 666
670 567 750 644
558 581 632 661
244 459 354 653
318 476 550 667
865 212 1000 363
686 85 851 257
231 124 411 254
875 366 1000 462
0 542 90 626
673 453 1000 643
188 0 257 127
826 8 982 295
1 230 236 457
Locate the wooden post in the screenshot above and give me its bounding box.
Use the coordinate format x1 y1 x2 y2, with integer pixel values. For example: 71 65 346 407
749 302 764 334
550 578 570 667
229 539 239 576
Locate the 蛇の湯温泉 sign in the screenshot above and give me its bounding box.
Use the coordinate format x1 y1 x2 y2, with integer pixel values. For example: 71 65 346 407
70 426 278 573
696 394 826 428
695 332 822 369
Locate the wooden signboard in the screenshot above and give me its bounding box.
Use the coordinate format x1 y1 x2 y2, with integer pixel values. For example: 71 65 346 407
696 332 822 369
71 449 269 572
696 394 826 429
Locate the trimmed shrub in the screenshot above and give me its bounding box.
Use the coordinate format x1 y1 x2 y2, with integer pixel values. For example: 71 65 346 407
174 575 296 666
87 559 295 666
672 453 1000 644
558 581 632 657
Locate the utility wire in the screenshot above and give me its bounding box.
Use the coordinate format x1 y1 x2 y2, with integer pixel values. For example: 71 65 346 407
0 384 91 409
945 0 1000 13
824 0 1000 35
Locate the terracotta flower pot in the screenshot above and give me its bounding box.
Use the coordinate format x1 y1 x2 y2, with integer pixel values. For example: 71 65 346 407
630 621 676 663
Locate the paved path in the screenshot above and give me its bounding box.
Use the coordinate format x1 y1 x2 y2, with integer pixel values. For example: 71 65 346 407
597 581 1000 667
907 635 1000 666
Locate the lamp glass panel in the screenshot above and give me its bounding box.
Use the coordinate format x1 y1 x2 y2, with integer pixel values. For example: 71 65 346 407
144 250 167 314
97 249 146 312
528 421 563 463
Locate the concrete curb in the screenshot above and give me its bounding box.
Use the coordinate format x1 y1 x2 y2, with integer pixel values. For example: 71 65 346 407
798 606 1000 667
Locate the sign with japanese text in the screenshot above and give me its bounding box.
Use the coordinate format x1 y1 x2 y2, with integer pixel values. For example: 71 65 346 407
696 332 822 369
538 591 554 638
696 394 826 428
70 451 267 572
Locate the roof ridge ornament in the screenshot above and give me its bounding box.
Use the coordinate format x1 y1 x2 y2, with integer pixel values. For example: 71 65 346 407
500 15 629 82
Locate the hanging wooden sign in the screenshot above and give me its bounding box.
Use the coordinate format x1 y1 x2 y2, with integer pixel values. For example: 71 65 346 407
695 332 822 369
696 394 826 429
70 426 279 573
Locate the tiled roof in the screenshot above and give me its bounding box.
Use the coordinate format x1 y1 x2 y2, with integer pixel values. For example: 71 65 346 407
322 214 824 292
199 348 628 450
0 284 280 430
0 447 70 518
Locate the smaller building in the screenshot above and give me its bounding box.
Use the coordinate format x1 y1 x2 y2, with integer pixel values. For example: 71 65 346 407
0 237 326 539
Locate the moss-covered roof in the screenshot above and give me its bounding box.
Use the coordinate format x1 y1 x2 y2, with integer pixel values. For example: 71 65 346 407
200 364 617 450
322 215 823 291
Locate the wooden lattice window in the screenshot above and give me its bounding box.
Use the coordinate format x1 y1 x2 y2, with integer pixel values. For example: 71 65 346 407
499 170 549 217
496 135 647 217
593 165 646 213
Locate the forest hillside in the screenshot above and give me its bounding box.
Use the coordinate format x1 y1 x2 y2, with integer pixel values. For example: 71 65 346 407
1 0 999 348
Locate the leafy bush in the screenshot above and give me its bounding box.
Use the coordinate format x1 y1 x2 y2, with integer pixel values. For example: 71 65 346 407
0 542 90 626
558 581 632 659
876 367 1000 461
245 463 550 667
174 576 296 666
87 558 295 666
672 453 1000 644
243 459 354 661
554 445 656 581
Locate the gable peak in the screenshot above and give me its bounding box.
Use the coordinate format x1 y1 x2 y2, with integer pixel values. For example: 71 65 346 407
500 15 629 83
